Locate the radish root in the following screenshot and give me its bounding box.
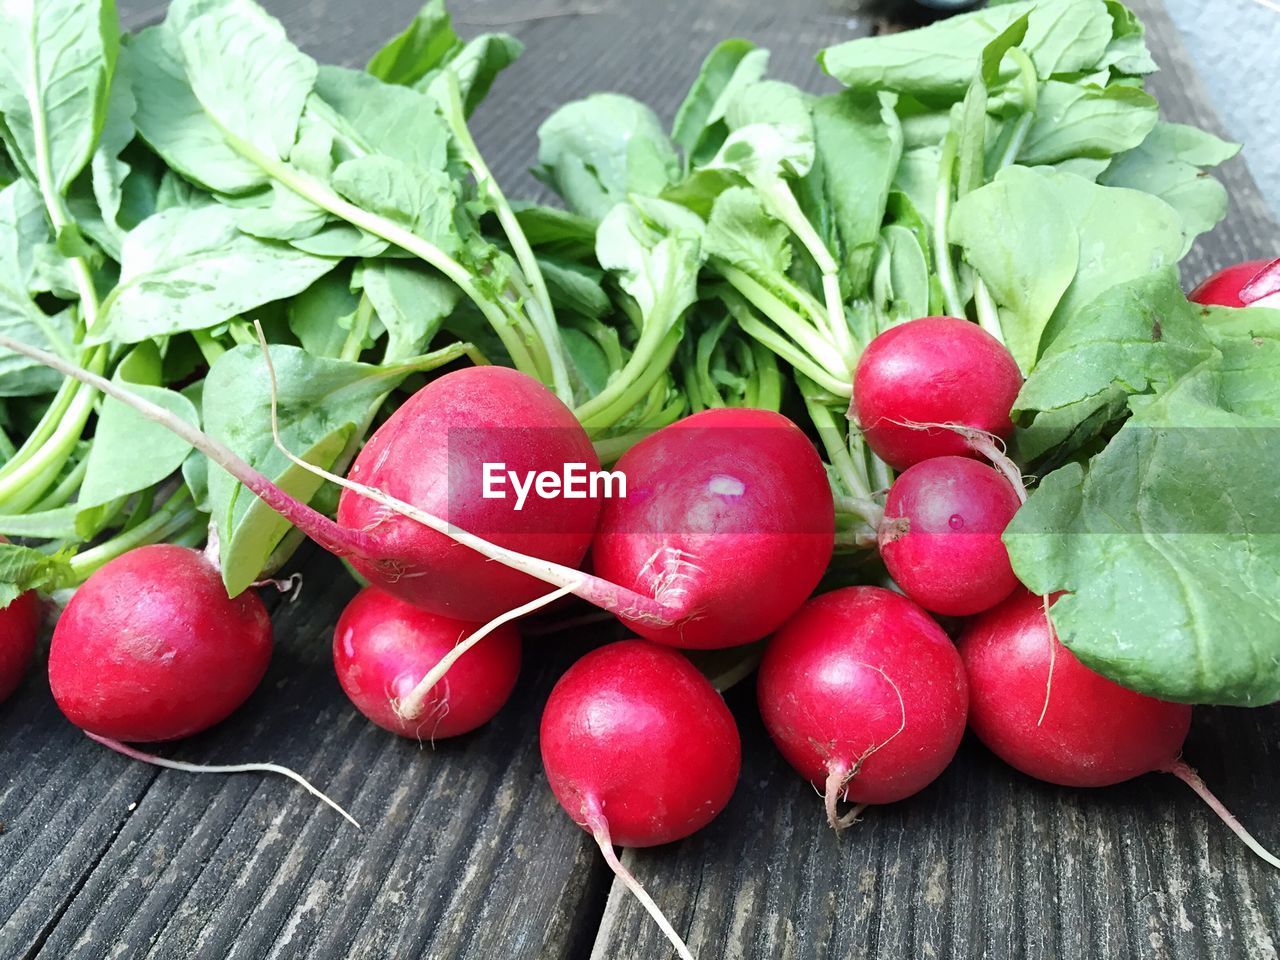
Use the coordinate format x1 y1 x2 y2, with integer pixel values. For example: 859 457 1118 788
822 662 906 834
882 418 1029 503
393 585 572 722
1164 759 1280 869
585 800 695 960
1037 593 1057 728
86 733 361 828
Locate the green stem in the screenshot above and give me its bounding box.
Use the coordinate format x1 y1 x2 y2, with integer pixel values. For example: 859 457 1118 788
933 133 965 319
720 288 850 396
0 346 107 511
435 74 573 404
223 131 545 386
193 329 227 367
69 488 199 581
340 295 375 362
31 455 88 511
803 390 874 504
973 279 1004 343
579 325 683 431
757 180 854 366
717 265 848 380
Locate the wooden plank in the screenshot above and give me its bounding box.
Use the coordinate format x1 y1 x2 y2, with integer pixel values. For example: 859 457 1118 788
586 2 1280 958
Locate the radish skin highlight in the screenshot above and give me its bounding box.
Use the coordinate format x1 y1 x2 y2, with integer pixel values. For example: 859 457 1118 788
540 641 741 957
960 590 1280 868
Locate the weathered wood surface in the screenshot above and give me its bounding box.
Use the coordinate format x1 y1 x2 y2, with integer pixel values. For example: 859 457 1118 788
0 1 1276 959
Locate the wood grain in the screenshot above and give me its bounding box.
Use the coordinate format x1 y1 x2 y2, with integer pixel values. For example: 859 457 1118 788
1 1 1275 958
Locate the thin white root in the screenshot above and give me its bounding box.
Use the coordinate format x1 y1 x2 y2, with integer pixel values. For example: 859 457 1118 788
1037 593 1057 728
252 323 682 628
86 733 361 829
1165 759 1280 869
824 763 851 833
884 418 1029 503
836 803 868 830
394 585 572 721
251 572 304 602
586 806 695 960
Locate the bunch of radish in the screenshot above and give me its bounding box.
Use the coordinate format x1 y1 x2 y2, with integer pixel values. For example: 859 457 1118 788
2 270 1277 957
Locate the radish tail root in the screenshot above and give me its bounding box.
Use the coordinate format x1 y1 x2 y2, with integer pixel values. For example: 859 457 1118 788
252 322 686 628
1164 759 1280 869
0 335 382 564
393 585 572 722
585 802 695 960
1036 593 1057 727
824 762 853 833
882 418 1029 502
86 733 361 828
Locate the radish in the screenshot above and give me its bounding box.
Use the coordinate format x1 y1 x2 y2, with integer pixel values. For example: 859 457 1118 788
757 586 968 830
333 586 521 739
0 589 40 704
1189 257 1280 308
541 640 741 960
960 589 1280 868
48 544 273 742
592 407 835 649
851 316 1023 471
337 365 603 622
878 456 1022 616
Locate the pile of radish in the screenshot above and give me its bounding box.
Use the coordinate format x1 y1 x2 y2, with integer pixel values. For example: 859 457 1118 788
1 0 1278 954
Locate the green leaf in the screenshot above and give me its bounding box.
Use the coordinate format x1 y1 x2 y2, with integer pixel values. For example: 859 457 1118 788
704 187 791 279
1018 82 1158 165
366 0 460 86
315 65 451 171
1098 122 1238 246
596 200 702 322
538 257 610 321
812 90 903 292
536 94 680 221
0 181 69 395
1014 269 1216 456
330 155 457 251
0 0 120 194
949 165 1078 368
287 268 359 359
80 343 199 507
1006 362 1280 706
1199 303 1280 418
96 203 339 343
672 39 770 170
0 542 75 607
171 0 317 168
424 33 522 117
1097 0 1157 76
204 343 471 595
360 259 458 361
950 166 1185 368
512 203 598 259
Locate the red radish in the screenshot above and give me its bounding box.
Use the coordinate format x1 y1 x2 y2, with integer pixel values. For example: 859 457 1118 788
0 589 40 703
757 587 968 830
541 640 741 959
333 586 521 738
338 365 603 622
48 544 272 742
852 316 1023 470
592 407 835 649
960 589 1280 868
1189 257 1280 308
878 456 1022 616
